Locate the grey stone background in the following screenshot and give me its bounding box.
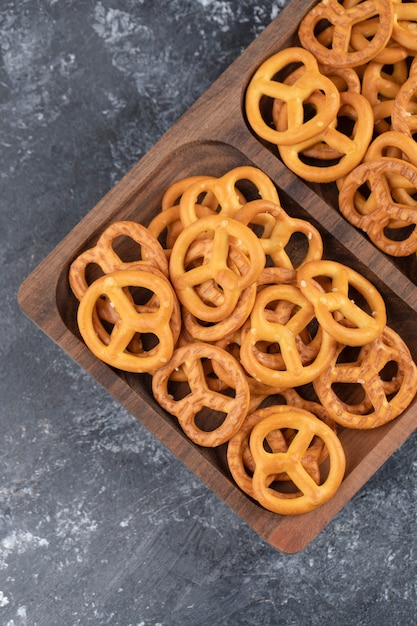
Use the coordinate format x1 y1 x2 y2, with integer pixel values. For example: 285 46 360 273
1 1 416 624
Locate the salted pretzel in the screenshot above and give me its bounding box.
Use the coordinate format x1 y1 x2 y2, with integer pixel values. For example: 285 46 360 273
242 299 323 372
240 395 336 477
314 326 417 429
363 131 417 208
178 165 280 226
297 260 386 346
151 342 250 447
69 220 169 305
349 17 410 64
210 329 286 406
179 240 257 342
227 404 333 500
235 198 323 272
169 214 265 323
276 91 374 183
361 58 409 134
338 159 417 256
392 73 417 139
248 410 346 515
298 0 394 68
161 175 218 211
391 0 417 51
77 268 181 373
364 130 417 164
147 203 216 257
319 64 362 93
245 47 340 147
240 283 337 388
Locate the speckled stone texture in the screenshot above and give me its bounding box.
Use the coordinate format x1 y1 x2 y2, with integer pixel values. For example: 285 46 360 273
1 1 416 624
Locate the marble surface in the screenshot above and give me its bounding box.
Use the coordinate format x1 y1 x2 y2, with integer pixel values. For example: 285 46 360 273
2 1 416 624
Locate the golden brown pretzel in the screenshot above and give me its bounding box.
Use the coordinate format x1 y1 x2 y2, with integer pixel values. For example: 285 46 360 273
69 220 169 304
235 199 323 272
361 57 409 133
298 0 394 68
161 175 217 211
169 214 265 323
245 47 340 147
319 64 362 93
338 158 417 256
350 17 410 64
147 203 216 257
392 73 417 139
179 166 280 226
363 131 417 206
151 342 250 447
240 283 337 388
227 409 287 499
77 268 181 373
249 410 346 515
276 91 374 183
297 260 386 346
179 240 257 342
227 404 333 499
391 0 417 51
314 326 417 428
241 394 336 477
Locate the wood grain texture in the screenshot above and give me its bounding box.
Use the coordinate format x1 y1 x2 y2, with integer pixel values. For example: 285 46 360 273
18 0 417 553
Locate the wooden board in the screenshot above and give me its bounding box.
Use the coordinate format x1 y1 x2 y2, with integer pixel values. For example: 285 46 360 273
18 0 417 553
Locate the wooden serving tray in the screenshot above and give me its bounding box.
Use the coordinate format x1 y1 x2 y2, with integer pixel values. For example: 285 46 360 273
18 0 417 553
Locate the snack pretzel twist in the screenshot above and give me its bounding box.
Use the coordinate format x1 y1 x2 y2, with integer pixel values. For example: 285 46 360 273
276 91 374 183
240 283 337 388
169 214 265 322
151 343 250 447
392 73 417 139
249 410 346 515
77 269 180 373
298 0 394 68
314 326 417 428
297 260 387 346
338 159 417 256
245 47 341 147
235 199 323 271
69 220 169 303
179 166 280 226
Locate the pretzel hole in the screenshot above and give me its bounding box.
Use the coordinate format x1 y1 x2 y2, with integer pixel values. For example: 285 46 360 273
194 407 228 433
85 262 106 286
331 382 367 407
111 235 144 263
383 222 416 244
234 178 269 203
129 285 155 306
336 344 362 364
284 231 313 266
378 359 398 384
137 332 159 352
167 379 192 401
